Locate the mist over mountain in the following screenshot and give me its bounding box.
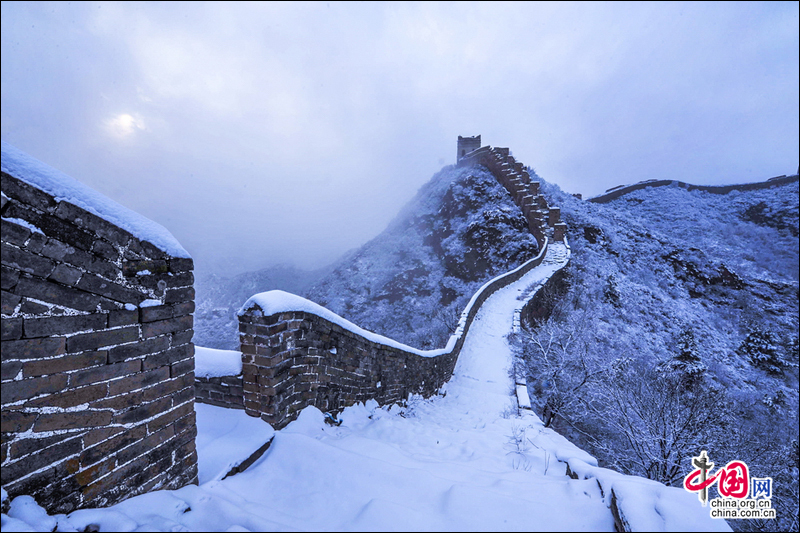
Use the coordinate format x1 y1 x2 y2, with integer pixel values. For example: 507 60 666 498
195 163 540 350
303 164 540 349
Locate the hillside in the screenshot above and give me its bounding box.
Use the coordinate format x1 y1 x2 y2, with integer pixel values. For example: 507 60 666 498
195 164 540 350
519 178 799 532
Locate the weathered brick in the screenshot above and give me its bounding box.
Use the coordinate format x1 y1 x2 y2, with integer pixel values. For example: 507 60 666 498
5 202 94 250
113 396 172 425
75 456 116 487
69 358 139 388
122 259 168 277
1 436 82 484
172 386 194 407
22 351 107 377
168 257 194 273
66 326 139 353
143 343 192 372
116 422 175 465
147 401 193 434
24 231 48 253
25 382 107 409
171 300 195 318
2 243 57 278
9 431 83 461
83 256 121 280
167 271 194 288
140 304 173 323
80 426 146 474
1 289 21 314
1 360 23 380
1 410 38 433
77 273 144 305
108 366 170 396
1 172 57 212
141 315 192 339
170 357 194 378
1 317 23 340
82 426 124 447
1 265 20 290
91 239 119 262
142 376 183 402
139 240 168 260
108 335 170 364
1 336 67 360
14 277 100 312
108 308 139 328
53 202 130 248
171 329 194 346
1 374 69 404
18 298 49 315
33 409 112 432
24 314 107 338
164 286 195 304
81 456 147 502
1 218 31 246
48 263 82 286
40 238 76 262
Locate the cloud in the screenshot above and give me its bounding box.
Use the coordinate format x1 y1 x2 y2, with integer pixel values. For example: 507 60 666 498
1 2 797 276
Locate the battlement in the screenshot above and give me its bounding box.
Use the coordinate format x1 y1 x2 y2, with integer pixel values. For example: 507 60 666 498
457 135 482 162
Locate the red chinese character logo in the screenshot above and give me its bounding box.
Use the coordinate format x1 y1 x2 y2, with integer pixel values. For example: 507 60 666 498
684 451 750 504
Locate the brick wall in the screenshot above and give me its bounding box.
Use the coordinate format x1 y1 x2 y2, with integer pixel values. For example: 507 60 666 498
1 170 198 513
239 237 552 429
195 375 244 410
455 144 566 248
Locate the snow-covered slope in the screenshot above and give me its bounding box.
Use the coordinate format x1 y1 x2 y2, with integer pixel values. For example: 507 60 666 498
521 178 798 532
304 164 539 349
1 243 729 532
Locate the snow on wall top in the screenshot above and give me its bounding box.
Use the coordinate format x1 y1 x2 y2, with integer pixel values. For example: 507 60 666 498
195 346 243 378
239 289 449 357
1 141 190 258
238 241 550 359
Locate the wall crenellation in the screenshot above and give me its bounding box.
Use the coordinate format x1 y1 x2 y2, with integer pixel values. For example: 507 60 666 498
1 159 198 515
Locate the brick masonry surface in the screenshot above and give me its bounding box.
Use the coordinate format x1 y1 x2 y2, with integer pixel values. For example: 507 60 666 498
195 375 244 410
237 142 566 430
1 170 198 513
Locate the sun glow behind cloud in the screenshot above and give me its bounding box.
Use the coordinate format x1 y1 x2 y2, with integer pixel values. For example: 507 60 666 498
105 113 146 139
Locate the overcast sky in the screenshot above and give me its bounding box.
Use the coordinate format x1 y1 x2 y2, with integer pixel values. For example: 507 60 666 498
2 2 798 276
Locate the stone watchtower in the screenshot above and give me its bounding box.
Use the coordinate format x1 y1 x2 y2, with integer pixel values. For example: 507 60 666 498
457 135 481 162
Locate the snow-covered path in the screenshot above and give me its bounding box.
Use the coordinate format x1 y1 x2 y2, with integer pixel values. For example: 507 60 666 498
3 242 725 532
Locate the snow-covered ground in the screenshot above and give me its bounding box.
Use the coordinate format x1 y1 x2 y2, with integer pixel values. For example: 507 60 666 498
1 243 727 532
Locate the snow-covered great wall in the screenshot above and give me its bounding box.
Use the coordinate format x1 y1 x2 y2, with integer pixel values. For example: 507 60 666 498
2 138 729 531
232 140 568 430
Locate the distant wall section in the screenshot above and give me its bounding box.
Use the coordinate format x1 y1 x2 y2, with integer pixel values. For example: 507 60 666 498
1 170 198 513
588 174 800 204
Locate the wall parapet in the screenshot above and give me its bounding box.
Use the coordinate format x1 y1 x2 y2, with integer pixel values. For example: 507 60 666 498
238 237 552 429
1 143 198 514
587 174 799 204
455 144 566 248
